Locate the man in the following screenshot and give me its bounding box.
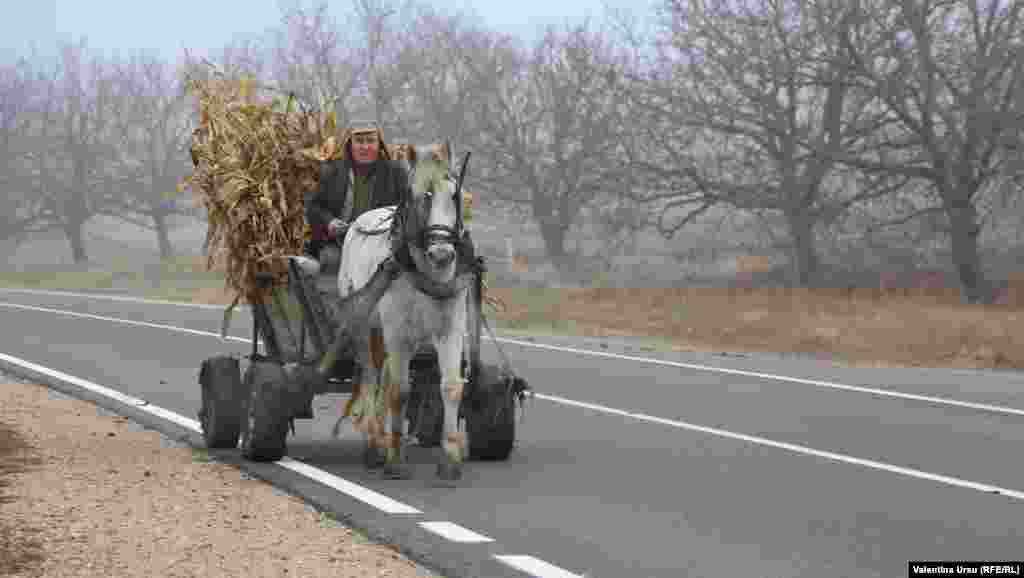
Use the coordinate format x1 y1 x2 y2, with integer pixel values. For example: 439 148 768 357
303 120 408 264
304 120 478 273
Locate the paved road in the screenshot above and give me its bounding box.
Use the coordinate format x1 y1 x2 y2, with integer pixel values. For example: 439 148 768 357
2 288 1023 577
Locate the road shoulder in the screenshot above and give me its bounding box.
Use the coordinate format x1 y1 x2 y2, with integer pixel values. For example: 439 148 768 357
0 375 439 578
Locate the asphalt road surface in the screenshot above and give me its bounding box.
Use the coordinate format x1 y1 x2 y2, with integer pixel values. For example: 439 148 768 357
2 288 1023 578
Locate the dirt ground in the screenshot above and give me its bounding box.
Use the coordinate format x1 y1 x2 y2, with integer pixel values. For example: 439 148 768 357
484 285 1024 370
0 379 439 578
174 280 1024 371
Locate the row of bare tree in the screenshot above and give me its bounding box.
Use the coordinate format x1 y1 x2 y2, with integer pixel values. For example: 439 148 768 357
2 0 1021 302
2 41 189 260
620 0 1023 302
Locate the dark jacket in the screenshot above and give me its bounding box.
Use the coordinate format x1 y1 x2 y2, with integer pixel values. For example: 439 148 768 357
304 158 410 241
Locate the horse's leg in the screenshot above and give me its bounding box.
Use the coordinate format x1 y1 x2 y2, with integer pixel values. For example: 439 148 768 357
334 331 385 469
364 326 390 469
380 341 413 480
434 326 466 484
360 371 387 470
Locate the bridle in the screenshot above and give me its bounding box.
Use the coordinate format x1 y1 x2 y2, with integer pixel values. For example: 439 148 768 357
396 151 470 254
389 151 473 300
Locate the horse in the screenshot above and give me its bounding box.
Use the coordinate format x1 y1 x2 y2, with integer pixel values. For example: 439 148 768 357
334 142 473 484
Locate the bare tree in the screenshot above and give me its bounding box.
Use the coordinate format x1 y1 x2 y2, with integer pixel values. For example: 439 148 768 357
349 0 407 132
270 2 366 121
469 21 630 271
388 7 492 147
0 57 48 244
621 0 906 286
211 37 268 80
11 54 74 245
181 35 269 90
838 0 1024 302
106 52 192 259
32 40 121 263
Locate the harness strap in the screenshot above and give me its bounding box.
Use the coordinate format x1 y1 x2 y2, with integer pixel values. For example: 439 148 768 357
408 270 476 301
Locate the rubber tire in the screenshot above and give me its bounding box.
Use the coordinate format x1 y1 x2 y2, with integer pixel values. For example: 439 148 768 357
467 404 515 461
465 373 516 462
240 360 290 462
198 356 243 449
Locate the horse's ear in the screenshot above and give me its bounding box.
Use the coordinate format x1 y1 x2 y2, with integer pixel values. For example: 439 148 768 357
428 142 450 165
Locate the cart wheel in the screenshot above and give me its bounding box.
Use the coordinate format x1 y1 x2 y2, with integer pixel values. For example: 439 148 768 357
465 366 517 462
467 408 515 461
240 360 289 462
198 356 243 449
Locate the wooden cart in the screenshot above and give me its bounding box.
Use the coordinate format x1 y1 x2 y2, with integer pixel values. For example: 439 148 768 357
196 251 530 464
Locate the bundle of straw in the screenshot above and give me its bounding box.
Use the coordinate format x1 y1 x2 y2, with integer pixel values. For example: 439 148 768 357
183 72 341 307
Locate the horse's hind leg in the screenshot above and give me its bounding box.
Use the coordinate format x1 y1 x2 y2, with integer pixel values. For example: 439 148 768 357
338 330 385 470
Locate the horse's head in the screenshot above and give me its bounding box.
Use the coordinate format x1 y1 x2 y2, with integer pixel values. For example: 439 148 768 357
398 142 462 284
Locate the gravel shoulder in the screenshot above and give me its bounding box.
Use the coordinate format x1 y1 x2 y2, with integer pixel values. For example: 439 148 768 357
0 376 441 578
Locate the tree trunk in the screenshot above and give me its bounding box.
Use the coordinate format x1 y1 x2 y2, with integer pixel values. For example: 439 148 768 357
539 218 568 271
531 192 571 272
786 210 820 286
947 202 988 304
65 219 88 263
153 211 174 260
66 156 91 264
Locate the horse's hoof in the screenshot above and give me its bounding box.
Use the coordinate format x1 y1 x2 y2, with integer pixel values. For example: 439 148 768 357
363 448 385 470
382 462 412 480
435 462 463 485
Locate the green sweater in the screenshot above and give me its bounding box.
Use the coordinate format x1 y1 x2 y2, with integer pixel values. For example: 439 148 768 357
351 173 373 216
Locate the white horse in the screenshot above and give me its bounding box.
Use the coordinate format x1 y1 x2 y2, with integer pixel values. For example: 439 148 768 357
335 142 472 484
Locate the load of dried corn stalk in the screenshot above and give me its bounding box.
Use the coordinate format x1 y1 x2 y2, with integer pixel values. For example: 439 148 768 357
181 66 503 328
182 71 342 308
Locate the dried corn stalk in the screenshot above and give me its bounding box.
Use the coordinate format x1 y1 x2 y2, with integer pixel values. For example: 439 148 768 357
182 71 340 308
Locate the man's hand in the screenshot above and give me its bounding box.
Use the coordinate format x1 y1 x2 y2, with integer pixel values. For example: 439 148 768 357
328 218 348 238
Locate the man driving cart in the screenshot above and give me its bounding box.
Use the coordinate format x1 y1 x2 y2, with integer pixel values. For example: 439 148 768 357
302 120 476 271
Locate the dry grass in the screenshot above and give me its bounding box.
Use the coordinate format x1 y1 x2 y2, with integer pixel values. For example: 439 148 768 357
2 255 1022 370
485 285 1024 370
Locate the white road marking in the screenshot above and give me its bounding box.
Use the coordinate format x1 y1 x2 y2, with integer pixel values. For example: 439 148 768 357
0 351 167 414
498 337 1024 418
278 458 421 515
0 287 228 310
0 350 423 516
141 403 204 432
495 555 584 578
3 287 1022 418
5 297 1024 502
418 521 495 543
535 390 1024 501
0 301 241 341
